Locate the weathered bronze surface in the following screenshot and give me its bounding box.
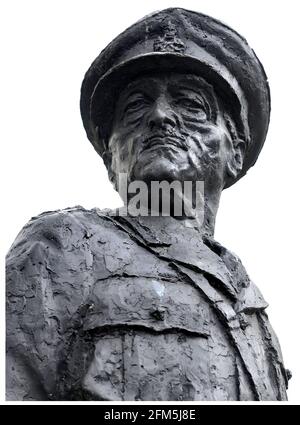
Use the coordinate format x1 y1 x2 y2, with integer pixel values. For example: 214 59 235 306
6 8 289 401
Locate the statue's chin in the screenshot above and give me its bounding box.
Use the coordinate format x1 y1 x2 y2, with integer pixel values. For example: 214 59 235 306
132 161 181 183
132 166 204 187
131 150 192 183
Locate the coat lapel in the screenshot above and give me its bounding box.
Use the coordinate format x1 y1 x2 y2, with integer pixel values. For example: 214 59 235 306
117 214 238 300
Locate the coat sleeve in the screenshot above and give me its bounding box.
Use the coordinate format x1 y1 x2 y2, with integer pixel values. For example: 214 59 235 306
6 207 102 400
221 245 289 399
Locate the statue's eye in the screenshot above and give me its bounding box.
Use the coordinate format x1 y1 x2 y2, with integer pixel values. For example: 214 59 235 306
124 97 148 113
176 98 205 110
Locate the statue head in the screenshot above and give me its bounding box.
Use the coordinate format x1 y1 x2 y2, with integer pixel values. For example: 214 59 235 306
107 71 245 196
80 8 270 198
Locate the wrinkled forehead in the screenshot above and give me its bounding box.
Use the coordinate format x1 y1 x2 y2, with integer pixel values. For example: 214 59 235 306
117 72 219 108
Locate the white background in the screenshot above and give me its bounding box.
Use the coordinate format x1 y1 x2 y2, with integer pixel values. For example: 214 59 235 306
1 0 299 403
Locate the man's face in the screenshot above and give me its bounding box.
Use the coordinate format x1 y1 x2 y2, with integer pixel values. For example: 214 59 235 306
108 72 236 192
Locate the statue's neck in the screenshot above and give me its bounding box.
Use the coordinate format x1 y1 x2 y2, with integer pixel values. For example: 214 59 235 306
122 187 221 238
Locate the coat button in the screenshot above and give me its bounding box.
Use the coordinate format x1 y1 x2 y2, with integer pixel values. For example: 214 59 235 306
150 309 165 321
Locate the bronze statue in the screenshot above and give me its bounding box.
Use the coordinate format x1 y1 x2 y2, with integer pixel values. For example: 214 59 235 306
6 8 289 401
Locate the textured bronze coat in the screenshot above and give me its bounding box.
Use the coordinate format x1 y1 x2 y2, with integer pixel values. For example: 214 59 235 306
6 206 288 400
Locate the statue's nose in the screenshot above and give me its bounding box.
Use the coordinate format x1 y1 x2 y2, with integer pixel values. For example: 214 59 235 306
147 98 176 130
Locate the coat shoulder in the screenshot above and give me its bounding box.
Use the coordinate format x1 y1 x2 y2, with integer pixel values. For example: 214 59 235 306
6 206 114 261
203 236 251 290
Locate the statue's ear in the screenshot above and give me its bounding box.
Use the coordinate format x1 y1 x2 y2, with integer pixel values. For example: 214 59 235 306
102 149 112 170
92 125 115 184
103 150 116 185
226 139 246 180
223 113 246 180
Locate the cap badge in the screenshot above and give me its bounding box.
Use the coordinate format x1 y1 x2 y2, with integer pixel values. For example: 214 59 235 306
153 20 186 53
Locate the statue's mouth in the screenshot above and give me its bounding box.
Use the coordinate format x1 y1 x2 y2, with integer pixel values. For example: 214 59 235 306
142 133 186 152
